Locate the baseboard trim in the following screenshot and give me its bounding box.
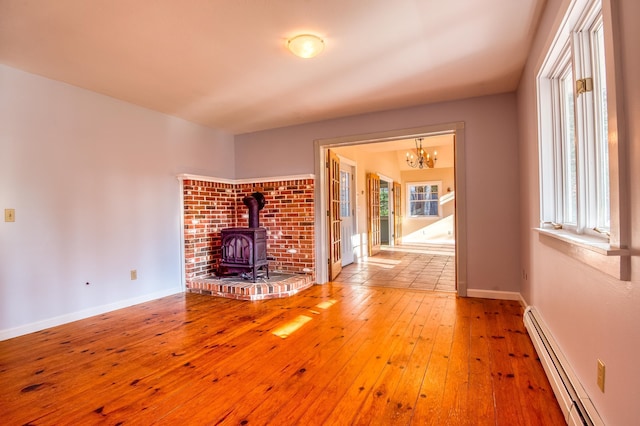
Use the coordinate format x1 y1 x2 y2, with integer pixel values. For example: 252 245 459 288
466 289 523 303
518 293 527 307
0 288 182 341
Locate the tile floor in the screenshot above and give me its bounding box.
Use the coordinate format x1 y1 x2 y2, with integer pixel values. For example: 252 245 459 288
334 243 456 292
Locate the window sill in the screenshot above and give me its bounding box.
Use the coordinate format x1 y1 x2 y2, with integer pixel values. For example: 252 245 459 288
534 228 630 281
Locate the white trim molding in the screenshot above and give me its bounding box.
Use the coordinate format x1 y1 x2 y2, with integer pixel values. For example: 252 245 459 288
536 228 630 280
466 289 523 303
0 288 182 341
177 173 315 184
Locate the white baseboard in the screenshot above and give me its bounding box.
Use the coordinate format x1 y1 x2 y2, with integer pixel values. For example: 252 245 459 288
0 287 182 341
466 289 524 304
518 293 527 307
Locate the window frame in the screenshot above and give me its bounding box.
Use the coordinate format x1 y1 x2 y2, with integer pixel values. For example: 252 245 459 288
406 181 441 218
536 0 630 280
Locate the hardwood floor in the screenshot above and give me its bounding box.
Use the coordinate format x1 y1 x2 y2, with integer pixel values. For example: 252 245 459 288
0 284 564 425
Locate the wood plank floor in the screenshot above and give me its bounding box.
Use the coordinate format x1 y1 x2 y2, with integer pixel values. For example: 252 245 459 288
0 284 564 425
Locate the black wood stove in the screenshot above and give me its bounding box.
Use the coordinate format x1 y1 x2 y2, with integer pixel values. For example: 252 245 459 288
219 192 269 282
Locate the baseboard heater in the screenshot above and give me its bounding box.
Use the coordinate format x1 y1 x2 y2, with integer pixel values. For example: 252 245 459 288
523 307 604 426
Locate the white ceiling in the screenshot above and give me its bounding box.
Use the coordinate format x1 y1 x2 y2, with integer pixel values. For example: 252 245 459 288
360 134 452 152
0 0 545 135
335 133 455 171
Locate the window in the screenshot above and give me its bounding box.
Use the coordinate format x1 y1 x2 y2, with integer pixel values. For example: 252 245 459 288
339 170 351 218
537 0 629 280
380 185 389 217
538 0 609 235
407 182 440 217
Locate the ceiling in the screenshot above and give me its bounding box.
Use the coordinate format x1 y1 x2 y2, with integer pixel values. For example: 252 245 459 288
359 134 451 153
0 0 545 135
334 133 454 171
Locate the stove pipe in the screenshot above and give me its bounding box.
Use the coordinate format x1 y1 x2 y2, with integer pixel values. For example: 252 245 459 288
243 192 266 228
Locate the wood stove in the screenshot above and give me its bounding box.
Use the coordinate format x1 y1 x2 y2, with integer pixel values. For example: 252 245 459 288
218 192 269 282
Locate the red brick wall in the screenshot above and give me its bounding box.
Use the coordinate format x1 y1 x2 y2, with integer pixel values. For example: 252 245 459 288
237 179 315 275
183 180 237 281
182 177 315 281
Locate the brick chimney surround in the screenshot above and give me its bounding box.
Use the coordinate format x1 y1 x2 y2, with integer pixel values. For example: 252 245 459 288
181 176 316 300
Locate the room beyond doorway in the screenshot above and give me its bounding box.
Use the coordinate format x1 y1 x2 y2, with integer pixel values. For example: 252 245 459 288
333 244 455 292
314 122 467 296
329 134 456 277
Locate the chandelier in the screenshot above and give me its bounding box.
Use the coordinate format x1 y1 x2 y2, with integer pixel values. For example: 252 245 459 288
406 138 437 169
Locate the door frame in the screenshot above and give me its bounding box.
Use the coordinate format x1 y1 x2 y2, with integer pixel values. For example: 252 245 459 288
313 122 468 297
339 158 357 266
378 174 394 246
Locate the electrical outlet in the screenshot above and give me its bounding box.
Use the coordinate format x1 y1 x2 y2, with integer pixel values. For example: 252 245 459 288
597 359 605 392
4 209 15 222
130 270 137 280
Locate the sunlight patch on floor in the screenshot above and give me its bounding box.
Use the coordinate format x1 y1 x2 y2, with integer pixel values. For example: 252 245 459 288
316 299 337 310
272 315 313 339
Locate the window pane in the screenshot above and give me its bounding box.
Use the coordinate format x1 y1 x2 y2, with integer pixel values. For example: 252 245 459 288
561 68 577 224
340 170 350 218
594 23 610 229
537 1 615 245
408 184 439 216
380 186 389 217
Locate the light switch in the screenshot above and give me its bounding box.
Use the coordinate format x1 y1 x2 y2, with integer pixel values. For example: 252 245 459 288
4 209 15 222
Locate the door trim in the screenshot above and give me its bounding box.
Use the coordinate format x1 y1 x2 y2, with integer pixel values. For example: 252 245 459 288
313 122 468 297
339 161 356 266
378 174 394 246
393 182 402 246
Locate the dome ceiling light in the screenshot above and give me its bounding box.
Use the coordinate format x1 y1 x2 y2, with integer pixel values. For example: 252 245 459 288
287 34 325 59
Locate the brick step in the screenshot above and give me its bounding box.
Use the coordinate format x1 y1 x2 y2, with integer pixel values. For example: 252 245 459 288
187 272 314 300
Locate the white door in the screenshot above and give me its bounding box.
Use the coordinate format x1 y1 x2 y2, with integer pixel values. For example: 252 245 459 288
340 163 355 266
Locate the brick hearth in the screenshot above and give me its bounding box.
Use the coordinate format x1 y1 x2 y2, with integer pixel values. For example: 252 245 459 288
187 272 314 301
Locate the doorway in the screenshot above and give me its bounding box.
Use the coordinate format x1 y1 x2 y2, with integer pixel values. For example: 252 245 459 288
314 123 468 297
340 162 355 266
379 176 393 245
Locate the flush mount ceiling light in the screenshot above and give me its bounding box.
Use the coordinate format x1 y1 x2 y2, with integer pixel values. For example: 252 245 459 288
287 34 325 59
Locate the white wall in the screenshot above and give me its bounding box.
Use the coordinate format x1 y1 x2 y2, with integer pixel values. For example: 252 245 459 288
517 0 640 424
401 167 456 242
0 65 234 338
235 93 522 292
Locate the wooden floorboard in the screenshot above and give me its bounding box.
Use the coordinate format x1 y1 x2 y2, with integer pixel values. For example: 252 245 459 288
0 284 564 425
